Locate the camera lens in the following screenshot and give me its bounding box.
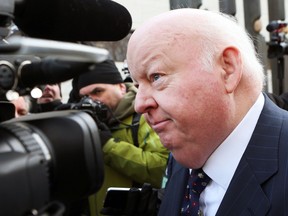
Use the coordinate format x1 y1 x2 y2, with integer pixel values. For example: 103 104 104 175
0 110 104 216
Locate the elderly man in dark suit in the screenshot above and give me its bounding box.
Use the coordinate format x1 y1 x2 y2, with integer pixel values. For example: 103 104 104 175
126 8 288 216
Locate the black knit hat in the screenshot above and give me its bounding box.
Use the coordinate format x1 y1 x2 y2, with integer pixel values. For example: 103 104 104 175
77 60 124 90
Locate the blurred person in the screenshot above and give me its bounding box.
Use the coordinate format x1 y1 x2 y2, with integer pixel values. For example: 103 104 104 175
126 8 288 216
70 59 169 216
11 95 31 118
34 83 63 112
267 91 288 111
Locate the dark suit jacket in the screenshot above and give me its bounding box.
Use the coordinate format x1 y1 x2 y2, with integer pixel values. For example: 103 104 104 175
158 93 288 216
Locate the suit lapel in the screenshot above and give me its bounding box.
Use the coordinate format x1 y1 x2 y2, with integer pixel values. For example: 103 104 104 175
216 94 281 215
169 162 189 213
158 159 189 216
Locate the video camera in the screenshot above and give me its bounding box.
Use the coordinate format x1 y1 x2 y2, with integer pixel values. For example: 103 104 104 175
266 20 288 94
266 20 288 59
0 0 132 215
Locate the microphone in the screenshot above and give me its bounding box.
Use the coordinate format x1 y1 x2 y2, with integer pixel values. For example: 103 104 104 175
13 0 132 42
18 59 94 88
2 36 109 63
266 20 288 32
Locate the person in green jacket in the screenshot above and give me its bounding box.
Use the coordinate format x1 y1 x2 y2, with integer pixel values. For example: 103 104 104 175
71 59 169 216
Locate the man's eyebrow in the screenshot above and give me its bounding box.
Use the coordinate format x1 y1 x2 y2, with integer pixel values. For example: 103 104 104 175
80 87 104 97
90 87 105 94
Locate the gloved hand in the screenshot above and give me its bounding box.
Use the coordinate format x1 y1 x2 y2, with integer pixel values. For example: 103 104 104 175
97 121 113 146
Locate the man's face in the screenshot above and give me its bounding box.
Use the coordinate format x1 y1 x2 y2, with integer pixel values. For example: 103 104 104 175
127 25 231 168
37 84 62 104
11 97 29 117
79 83 126 111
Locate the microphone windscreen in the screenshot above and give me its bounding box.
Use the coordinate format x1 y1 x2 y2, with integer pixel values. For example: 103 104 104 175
13 0 132 42
266 20 287 32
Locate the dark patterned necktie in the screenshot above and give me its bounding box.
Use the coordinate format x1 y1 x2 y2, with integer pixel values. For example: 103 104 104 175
181 168 211 216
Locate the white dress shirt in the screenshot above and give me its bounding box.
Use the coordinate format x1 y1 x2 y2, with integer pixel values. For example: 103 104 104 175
200 93 265 216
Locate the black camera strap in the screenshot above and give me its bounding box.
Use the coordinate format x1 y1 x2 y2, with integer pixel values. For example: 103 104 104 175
131 112 142 188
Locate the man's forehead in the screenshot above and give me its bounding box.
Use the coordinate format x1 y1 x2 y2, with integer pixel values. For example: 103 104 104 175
86 83 112 89
80 83 107 93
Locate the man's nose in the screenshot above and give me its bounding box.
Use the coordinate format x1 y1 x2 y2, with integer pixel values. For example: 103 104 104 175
134 87 156 114
43 85 52 92
88 95 100 101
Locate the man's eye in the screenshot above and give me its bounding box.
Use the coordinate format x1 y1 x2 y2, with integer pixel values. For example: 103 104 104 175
152 74 161 82
91 89 103 95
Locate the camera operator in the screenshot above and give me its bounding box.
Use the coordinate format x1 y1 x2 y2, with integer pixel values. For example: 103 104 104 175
267 91 288 111
69 59 169 216
32 83 63 113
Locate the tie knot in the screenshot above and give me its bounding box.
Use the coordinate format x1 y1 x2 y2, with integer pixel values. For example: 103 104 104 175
189 168 211 194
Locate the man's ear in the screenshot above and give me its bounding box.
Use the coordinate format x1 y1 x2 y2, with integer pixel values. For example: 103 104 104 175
119 83 127 94
220 47 242 93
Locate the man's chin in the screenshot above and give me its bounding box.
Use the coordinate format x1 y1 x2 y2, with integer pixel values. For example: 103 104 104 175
159 134 173 149
39 98 53 103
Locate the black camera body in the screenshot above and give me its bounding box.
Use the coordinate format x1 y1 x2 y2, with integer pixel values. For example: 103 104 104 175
67 96 110 123
267 33 288 59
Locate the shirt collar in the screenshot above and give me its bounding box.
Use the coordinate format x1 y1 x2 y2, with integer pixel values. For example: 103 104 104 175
203 93 264 190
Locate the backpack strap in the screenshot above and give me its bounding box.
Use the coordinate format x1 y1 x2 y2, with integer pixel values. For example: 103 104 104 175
131 112 141 147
